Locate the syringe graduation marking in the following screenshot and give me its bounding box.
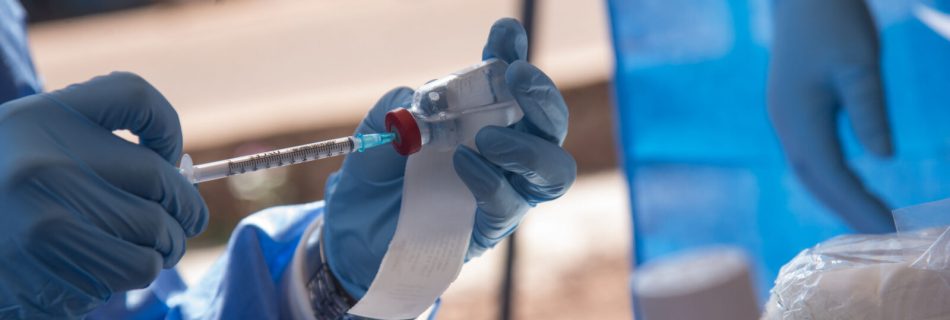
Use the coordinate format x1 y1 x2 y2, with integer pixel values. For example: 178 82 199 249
227 137 353 175
180 133 394 184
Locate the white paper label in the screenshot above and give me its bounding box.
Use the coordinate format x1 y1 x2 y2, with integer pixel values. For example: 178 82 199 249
347 145 472 319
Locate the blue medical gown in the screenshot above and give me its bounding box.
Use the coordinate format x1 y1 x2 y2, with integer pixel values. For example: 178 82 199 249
88 203 323 319
607 0 950 302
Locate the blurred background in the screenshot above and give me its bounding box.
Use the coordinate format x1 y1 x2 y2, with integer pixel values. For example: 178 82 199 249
23 0 629 319
21 0 950 319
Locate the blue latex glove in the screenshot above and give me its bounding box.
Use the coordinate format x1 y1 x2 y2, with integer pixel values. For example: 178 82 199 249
323 18 576 299
0 72 209 318
768 0 895 233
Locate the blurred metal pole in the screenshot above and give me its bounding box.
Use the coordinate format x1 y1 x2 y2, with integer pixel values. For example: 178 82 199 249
500 2 536 320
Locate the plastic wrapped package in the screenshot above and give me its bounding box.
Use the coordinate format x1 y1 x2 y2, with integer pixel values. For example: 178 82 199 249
762 199 950 320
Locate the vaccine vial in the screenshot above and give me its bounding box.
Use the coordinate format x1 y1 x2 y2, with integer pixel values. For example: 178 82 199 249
385 59 523 155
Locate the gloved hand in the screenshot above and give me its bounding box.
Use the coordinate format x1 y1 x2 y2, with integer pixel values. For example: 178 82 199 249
323 18 576 299
0 72 209 318
768 0 895 233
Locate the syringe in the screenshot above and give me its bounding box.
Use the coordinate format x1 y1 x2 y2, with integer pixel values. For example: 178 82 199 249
179 132 395 184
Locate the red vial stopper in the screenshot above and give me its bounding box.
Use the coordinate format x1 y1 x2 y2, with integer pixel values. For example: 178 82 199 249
385 108 422 156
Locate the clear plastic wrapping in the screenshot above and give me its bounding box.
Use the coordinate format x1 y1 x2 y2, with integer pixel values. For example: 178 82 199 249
762 199 950 320
408 58 521 151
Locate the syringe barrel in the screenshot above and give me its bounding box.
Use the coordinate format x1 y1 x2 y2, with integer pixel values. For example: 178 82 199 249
184 136 356 184
385 59 524 155
191 160 232 183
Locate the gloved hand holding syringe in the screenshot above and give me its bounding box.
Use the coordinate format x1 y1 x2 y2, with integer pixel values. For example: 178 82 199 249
176 48 570 318
0 18 573 319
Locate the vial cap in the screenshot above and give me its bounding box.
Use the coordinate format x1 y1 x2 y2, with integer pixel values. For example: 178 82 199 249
385 108 422 156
